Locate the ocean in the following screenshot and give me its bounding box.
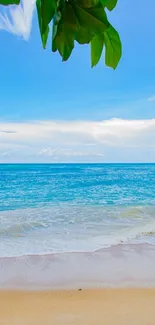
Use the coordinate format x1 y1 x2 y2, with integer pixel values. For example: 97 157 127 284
0 163 155 288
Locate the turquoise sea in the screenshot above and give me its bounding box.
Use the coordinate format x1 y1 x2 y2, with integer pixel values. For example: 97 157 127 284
1 163 155 258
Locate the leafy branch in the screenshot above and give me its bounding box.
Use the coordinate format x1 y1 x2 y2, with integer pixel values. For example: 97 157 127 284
0 0 122 68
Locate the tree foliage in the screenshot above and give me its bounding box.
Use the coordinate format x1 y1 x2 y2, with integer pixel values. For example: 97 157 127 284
0 0 122 68
0 0 19 4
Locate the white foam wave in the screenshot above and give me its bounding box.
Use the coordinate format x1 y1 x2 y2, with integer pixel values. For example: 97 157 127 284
1 205 155 257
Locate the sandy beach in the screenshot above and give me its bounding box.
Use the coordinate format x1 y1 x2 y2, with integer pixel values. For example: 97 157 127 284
0 289 155 325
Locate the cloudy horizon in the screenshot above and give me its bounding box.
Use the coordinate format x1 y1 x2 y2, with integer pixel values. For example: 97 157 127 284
0 118 155 163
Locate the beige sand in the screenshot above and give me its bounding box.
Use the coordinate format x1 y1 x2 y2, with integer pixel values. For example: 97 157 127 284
0 289 155 325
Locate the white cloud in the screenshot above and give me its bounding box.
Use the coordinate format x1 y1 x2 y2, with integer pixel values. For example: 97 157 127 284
0 118 155 162
0 0 35 40
1 151 11 157
38 147 104 158
148 95 155 102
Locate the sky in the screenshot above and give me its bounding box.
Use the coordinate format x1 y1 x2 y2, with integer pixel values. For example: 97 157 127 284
0 0 155 163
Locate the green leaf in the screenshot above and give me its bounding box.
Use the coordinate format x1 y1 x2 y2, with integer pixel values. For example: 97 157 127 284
104 24 122 69
0 0 19 4
52 1 78 61
75 0 99 9
99 0 118 11
73 1 109 45
91 34 104 67
41 26 50 49
36 0 42 34
73 2 109 38
52 11 61 52
41 0 57 34
36 0 49 49
75 26 93 44
36 0 57 49
106 0 118 11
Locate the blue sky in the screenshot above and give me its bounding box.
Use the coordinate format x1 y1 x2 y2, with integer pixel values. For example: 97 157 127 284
0 0 155 162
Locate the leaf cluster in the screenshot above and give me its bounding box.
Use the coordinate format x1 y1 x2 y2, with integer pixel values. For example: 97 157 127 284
0 0 122 68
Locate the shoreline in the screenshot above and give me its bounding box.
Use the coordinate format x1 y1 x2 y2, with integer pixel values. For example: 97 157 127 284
1 243 155 290
1 288 155 325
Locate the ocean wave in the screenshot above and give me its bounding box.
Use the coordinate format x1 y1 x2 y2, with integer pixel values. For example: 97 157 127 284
0 221 48 237
1 218 155 258
97 220 155 247
1 205 155 257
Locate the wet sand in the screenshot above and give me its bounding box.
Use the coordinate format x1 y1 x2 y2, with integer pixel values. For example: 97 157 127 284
0 289 155 325
1 244 155 289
